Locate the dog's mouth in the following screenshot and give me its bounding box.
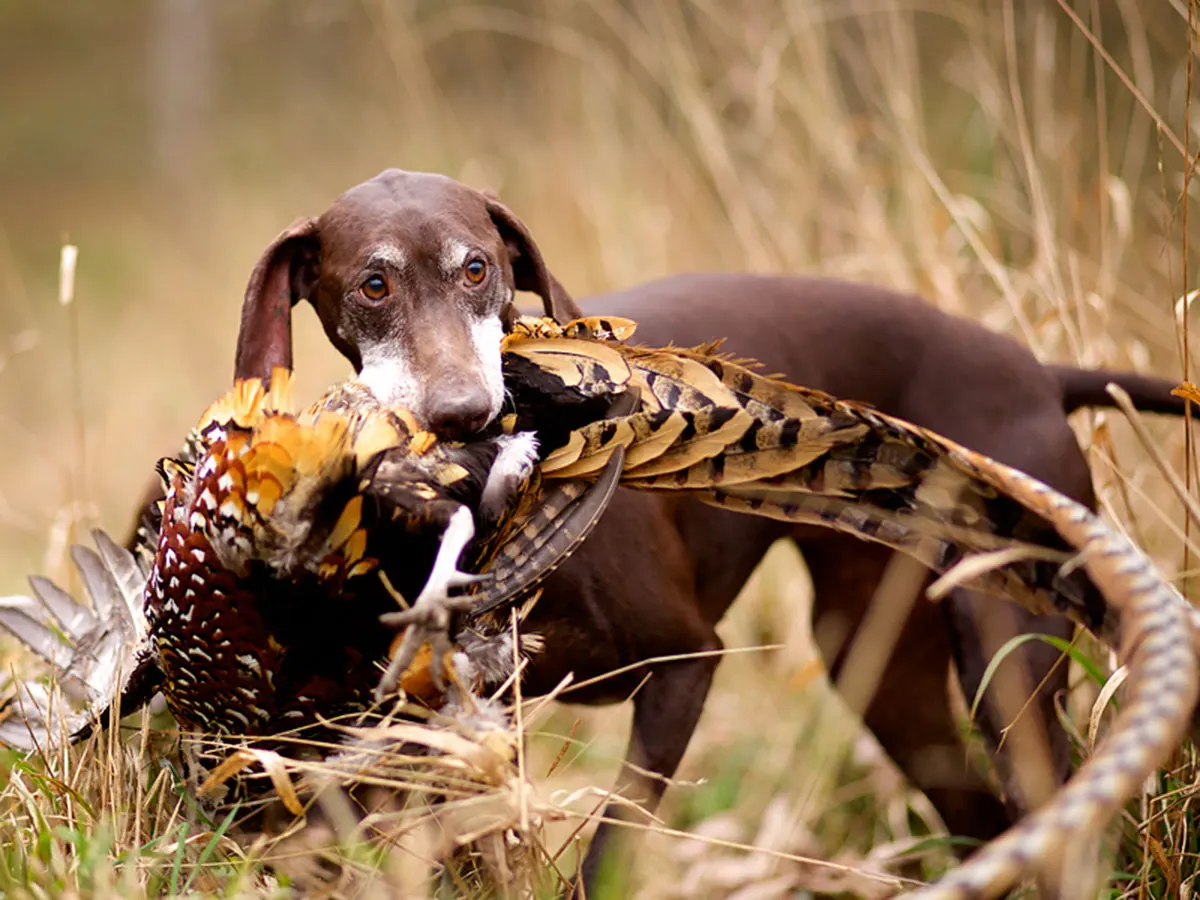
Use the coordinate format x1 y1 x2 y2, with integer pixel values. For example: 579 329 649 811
354 360 501 441
348 308 507 437
356 354 420 413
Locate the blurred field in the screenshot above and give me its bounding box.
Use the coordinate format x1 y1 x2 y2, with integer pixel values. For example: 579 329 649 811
2 0 1200 896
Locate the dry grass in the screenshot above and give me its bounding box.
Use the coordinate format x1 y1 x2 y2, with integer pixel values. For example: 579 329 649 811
1 0 1200 896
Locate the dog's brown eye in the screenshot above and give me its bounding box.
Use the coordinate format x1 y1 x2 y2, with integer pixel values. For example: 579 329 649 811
360 275 389 303
464 258 487 285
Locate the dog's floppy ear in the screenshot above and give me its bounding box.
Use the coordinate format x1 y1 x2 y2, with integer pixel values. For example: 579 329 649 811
484 194 582 324
234 217 319 383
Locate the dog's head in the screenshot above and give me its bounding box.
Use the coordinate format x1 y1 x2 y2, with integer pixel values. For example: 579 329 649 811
234 169 579 439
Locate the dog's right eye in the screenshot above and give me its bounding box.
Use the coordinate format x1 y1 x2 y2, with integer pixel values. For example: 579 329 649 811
360 275 389 303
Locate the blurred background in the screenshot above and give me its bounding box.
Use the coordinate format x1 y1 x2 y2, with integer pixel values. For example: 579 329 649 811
2 0 1199 894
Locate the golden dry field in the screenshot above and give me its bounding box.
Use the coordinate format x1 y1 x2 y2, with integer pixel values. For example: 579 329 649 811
1 1 1199 896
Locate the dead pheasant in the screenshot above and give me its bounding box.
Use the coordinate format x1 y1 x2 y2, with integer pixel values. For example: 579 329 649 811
0 367 622 748
0 315 1196 900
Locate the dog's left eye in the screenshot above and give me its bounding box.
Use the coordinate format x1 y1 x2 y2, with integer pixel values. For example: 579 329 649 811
360 275 389 303
464 259 487 285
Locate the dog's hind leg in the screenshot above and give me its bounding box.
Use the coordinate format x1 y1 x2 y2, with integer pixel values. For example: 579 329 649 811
944 592 1073 819
804 536 1014 844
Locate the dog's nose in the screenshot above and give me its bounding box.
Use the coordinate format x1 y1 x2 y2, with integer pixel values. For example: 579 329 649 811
426 392 492 440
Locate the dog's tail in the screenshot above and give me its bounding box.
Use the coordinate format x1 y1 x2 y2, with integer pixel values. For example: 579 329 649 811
1050 365 1189 416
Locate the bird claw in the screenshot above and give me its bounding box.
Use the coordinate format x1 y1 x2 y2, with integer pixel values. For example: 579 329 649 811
376 580 488 699
375 508 491 702
378 577 490 630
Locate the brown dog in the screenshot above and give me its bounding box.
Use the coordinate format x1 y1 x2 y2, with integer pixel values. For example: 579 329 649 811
235 171 571 436
221 169 1186 892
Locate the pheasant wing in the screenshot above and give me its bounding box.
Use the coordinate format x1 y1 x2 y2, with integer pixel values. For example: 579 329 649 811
467 445 626 620
0 529 153 750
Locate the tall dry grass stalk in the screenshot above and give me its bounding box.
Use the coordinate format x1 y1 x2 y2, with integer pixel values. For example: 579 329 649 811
1 0 1198 896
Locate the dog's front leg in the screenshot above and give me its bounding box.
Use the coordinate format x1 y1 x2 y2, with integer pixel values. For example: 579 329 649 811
573 644 722 898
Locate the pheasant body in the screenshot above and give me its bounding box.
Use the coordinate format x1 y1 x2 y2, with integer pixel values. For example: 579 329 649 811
139 374 531 738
